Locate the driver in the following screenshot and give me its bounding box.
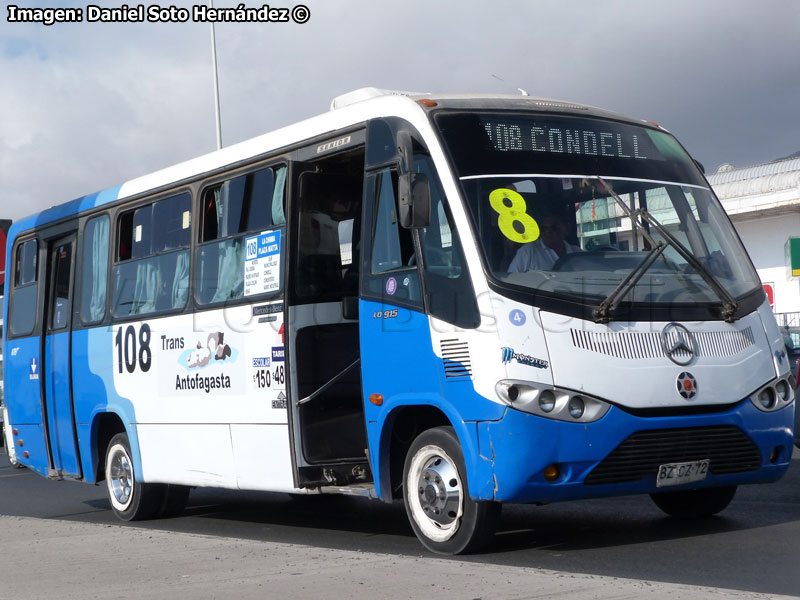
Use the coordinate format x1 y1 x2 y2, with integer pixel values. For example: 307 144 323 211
508 212 581 272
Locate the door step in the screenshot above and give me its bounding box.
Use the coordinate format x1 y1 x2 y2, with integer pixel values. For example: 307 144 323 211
317 483 378 498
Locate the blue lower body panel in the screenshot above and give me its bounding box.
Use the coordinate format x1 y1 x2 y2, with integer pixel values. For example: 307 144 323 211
10 424 49 477
473 400 794 503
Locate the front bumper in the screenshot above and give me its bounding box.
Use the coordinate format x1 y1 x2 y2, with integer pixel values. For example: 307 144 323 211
472 399 794 503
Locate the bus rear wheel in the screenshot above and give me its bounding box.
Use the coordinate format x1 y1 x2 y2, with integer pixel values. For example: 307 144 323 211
105 432 164 521
403 426 500 554
650 485 737 518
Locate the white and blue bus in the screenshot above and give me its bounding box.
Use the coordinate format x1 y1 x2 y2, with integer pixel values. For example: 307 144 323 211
2 88 795 553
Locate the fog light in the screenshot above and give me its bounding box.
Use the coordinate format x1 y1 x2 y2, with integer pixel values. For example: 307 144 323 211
770 447 781 463
568 396 585 419
758 387 776 409
775 380 790 402
539 390 556 413
543 464 560 482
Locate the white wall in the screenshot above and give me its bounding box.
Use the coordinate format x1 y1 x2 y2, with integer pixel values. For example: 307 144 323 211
733 213 800 314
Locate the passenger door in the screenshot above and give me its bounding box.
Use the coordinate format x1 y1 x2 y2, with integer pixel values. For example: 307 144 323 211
42 232 82 478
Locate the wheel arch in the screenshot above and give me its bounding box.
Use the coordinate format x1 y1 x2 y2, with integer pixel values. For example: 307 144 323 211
373 401 493 502
90 411 131 484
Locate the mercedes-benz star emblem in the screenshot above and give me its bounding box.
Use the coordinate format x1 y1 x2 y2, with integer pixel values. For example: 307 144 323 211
661 322 697 366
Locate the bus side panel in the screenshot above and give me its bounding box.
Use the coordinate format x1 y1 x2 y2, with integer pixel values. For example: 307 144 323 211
3 335 48 475
106 306 288 491
359 299 503 501
230 424 296 492
72 327 139 484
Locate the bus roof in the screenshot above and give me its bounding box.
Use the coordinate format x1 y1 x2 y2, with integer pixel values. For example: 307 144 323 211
8 88 653 241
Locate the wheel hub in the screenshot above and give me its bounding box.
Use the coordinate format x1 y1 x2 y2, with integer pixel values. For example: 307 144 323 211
110 450 133 505
417 457 461 527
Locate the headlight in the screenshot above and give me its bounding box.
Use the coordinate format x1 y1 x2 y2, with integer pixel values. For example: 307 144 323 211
539 390 556 413
568 396 585 419
495 380 610 423
758 387 776 409
750 377 794 412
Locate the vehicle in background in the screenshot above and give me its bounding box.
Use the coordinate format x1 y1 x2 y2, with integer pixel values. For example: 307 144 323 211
779 326 800 448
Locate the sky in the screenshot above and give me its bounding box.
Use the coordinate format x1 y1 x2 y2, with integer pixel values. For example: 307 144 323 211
1 0 799 223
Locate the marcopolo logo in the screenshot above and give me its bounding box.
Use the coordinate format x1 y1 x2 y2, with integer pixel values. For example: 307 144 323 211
500 347 548 369
271 346 285 362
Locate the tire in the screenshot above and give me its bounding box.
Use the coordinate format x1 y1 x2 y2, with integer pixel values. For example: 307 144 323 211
403 426 500 554
650 485 737 518
105 432 164 521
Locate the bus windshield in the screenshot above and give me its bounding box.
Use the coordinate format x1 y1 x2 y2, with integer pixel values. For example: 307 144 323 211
435 112 761 311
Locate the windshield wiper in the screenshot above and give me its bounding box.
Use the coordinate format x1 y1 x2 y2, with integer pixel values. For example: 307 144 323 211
593 241 667 323
596 177 738 323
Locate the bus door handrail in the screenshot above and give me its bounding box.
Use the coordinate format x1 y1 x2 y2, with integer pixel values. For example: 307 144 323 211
297 358 361 405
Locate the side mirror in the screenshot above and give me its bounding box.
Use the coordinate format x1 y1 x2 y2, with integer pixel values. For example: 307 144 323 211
342 296 359 320
398 172 431 228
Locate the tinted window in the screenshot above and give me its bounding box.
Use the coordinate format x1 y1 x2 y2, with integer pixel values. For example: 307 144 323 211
415 156 478 328
295 169 363 302
362 169 421 306
10 239 38 336
371 169 414 273
80 215 109 324
15 239 37 285
50 242 73 330
112 193 191 317
197 165 286 305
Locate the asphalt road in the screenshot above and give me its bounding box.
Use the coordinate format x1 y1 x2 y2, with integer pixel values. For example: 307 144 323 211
1 450 798 597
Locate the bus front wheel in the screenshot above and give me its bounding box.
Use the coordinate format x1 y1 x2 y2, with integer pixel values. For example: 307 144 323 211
402 426 500 554
105 432 164 521
650 485 737 518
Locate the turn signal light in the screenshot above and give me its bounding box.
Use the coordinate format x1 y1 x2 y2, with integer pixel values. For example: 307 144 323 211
17 440 23 447
369 393 384 406
544 464 560 482
418 99 438 107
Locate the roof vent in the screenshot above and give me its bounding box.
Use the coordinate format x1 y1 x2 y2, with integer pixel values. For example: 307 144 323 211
330 87 429 111
716 163 736 173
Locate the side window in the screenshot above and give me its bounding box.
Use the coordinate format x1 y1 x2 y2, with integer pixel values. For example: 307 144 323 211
371 169 415 273
415 156 479 329
10 239 38 336
80 215 109 324
363 168 422 305
49 241 73 330
112 193 191 317
294 164 364 302
197 164 286 305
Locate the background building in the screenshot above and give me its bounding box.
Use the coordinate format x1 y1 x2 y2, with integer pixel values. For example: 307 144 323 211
708 157 800 320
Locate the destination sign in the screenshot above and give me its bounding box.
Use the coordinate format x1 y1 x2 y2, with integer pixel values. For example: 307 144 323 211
482 119 659 161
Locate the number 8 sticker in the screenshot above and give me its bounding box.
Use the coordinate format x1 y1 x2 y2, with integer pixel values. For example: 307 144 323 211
489 188 540 243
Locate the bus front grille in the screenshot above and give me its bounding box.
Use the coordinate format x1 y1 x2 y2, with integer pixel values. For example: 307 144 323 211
584 426 761 486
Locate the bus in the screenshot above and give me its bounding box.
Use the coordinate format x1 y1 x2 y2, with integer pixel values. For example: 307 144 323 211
2 88 795 554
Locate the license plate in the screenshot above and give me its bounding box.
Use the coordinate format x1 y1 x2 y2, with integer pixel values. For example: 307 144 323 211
656 459 709 488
